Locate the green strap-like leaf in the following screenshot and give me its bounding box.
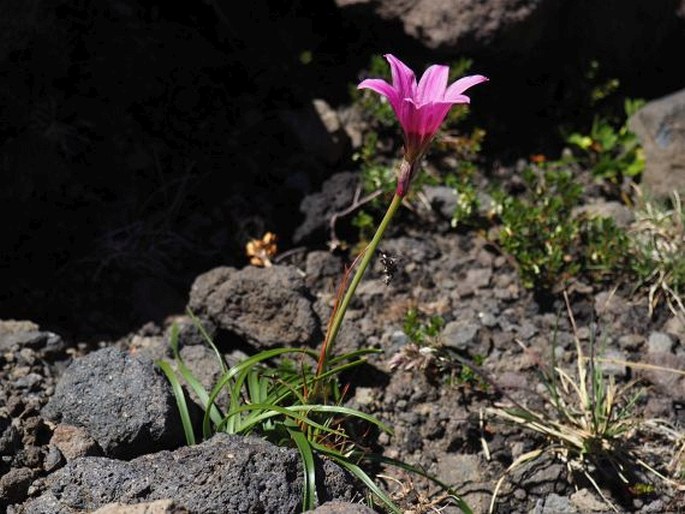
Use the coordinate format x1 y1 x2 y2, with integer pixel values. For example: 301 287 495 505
287 404 393 434
202 347 318 437
288 427 317 511
313 443 401 514
156 360 196 445
219 403 347 438
186 309 228 374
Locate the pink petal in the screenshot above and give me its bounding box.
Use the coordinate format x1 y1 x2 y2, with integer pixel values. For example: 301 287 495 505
416 64 449 104
397 97 420 134
445 74 489 102
385 54 416 99
415 101 453 135
448 94 471 104
399 99 452 139
357 78 400 110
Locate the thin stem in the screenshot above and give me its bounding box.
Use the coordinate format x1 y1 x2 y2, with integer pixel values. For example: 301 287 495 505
322 192 403 365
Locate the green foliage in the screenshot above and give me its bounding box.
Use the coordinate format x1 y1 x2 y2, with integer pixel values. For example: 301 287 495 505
351 210 376 243
492 162 639 293
580 216 631 281
403 308 445 344
445 162 482 228
566 98 645 182
396 310 487 390
585 60 620 105
454 353 485 387
158 314 403 513
359 161 396 196
494 165 584 291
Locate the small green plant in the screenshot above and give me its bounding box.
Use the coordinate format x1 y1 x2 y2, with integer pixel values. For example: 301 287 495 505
159 315 401 512
403 308 445 344
388 309 488 390
566 98 645 184
492 161 638 294
494 164 583 292
579 215 631 282
488 295 683 512
445 162 483 229
351 209 376 244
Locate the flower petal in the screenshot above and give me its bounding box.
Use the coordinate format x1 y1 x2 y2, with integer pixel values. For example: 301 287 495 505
416 64 449 104
447 94 471 105
399 99 452 148
385 54 416 99
357 78 400 110
398 97 420 134
415 101 452 135
445 74 489 102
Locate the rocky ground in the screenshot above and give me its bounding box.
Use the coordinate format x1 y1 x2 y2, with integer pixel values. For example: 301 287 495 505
2 2 685 514
2 160 685 512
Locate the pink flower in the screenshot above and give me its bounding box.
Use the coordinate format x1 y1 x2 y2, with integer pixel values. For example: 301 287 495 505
358 54 488 196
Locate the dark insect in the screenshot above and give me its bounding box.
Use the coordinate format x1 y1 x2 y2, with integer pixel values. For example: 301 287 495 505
379 250 399 285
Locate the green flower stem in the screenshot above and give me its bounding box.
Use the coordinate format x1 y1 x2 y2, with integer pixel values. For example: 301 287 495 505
323 192 403 364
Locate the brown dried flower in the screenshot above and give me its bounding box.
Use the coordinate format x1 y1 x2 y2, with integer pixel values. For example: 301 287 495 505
246 232 278 267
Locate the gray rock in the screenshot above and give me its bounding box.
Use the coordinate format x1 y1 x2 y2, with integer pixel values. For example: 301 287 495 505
542 493 578 513
423 185 457 219
17 434 357 514
642 352 685 397
42 347 183 459
294 172 359 243
594 291 629 317
663 315 685 342
617 334 643 351
0 329 66 358
0 320 39 334
464 268 493 290
478 311 498 328
436 454 489 512
517 320 538 340
0 412 21 456
599 348 628 378
572 200 635 228
188 265 321 348
511 461 565 495
43 445 64 473
569 488 610 512
305 251 344 293
335 0 558 57
380 236 441 265
442 320 479 350
647 331 674 355
629 88 685 199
